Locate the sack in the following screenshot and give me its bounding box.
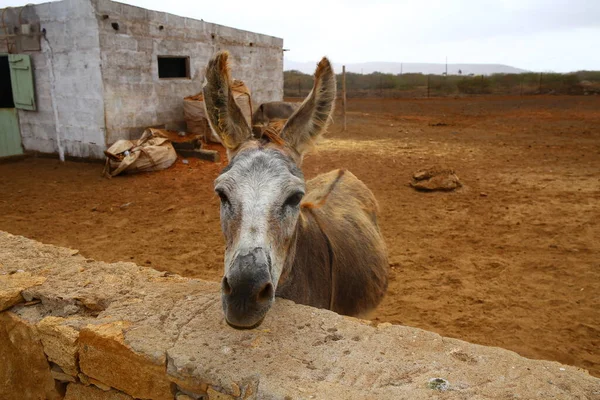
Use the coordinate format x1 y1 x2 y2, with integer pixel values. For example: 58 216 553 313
183 79 252 143
103 129 177 177
183 98 212 140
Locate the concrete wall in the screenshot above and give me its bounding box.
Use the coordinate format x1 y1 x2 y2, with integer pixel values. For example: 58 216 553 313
0 0 107 159
1 230 600 400
1 0 283 157
94 0 284 144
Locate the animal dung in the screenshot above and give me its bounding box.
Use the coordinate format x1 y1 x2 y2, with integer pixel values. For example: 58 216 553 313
410 167 461 192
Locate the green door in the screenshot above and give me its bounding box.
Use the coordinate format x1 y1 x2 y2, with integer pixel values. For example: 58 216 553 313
8 54 36 111
0 53 34 157
0 108 23 157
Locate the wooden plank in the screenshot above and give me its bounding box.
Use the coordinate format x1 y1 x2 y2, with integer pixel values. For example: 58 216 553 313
177 149 220 162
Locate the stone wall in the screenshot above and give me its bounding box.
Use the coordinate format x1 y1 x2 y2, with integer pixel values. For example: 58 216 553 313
94 0 284 144
0 0 107 159
1 231 599 399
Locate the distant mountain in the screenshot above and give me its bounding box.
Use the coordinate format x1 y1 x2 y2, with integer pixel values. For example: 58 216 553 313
284 60 528 76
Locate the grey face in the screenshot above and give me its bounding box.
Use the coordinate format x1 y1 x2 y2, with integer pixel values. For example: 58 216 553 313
214 147 305 328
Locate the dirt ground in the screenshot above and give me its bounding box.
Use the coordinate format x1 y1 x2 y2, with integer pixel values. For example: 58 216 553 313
1 95 599 377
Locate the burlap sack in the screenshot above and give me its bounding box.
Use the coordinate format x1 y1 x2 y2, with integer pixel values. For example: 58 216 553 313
183 79 252 143
103 129 177 177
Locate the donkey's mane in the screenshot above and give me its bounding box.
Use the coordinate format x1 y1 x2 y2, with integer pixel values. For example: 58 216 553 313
253 119 287 146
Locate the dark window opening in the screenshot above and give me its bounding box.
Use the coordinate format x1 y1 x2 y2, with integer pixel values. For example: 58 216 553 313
158 56 190 79
0 56 15 108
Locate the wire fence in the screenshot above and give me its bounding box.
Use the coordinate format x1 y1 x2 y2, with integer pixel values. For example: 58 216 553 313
284 70 600 99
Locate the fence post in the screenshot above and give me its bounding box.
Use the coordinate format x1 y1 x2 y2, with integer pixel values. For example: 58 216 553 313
520 77 523 96
427 75 430 98
298 78 301 97
538 73 543 93
342 65 347 132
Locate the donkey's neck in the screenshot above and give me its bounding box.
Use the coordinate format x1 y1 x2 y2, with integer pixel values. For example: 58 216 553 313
276 208 333 310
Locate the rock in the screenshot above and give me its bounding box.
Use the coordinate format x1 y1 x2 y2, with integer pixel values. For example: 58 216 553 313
50 365 77 382
90 378 112 391
79 321 173 400
0 312 62 400
175 394 195 400
0 272 46 312
427 377 450 391
37 316 80 376
411 167 461 192
64 383 134 400
207 387 235 399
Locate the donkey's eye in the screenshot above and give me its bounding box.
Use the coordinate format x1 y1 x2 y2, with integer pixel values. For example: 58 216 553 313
283 192 304 208
216 189 230 206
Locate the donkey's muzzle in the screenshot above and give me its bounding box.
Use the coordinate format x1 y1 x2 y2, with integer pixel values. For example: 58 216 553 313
222 247 274 329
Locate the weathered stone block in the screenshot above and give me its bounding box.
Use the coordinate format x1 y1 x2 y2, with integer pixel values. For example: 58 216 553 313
0 272 46 312
64 383 134 400
51 364 77 382
0 312 61 400
79 321 173 400
207 387 235 400
37 316 80 376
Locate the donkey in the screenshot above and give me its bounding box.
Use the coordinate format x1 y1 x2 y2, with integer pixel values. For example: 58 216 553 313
251 101 299 137
203 51 388 329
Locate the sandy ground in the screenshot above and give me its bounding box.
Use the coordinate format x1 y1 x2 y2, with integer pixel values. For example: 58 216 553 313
1 95 599 377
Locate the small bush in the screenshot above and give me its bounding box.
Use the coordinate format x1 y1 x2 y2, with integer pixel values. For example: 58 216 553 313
457 76 492 94
284 68 598 97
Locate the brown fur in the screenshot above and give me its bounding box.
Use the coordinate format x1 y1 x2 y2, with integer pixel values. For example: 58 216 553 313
280 58 337 160
253 119 287 146
278 169 388 314
202 52 252 155
204 51 389 319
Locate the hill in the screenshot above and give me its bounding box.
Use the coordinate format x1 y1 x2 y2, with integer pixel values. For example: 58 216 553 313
284 60 528 75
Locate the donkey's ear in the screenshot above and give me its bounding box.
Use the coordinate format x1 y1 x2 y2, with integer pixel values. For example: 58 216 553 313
202 51 252 156
280 57 336 158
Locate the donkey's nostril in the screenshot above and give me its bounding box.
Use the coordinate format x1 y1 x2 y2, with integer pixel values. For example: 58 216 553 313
222 277 232 295
257 282 274 302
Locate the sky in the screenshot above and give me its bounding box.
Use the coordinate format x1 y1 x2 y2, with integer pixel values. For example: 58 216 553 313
4 0 600 72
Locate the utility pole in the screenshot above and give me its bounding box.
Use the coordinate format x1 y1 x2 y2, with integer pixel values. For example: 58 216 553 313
342 65 347 132
520 76 523 96
445 56 448 76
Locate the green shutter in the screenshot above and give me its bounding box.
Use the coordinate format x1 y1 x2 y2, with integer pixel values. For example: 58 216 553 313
8 54 36 111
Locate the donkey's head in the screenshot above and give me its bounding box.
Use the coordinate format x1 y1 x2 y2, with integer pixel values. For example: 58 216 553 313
203 51 336 328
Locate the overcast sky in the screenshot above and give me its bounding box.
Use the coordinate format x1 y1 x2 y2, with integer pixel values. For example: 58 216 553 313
5 0 600 72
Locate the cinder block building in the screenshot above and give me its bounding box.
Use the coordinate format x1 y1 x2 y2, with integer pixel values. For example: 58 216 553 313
0 0 284 159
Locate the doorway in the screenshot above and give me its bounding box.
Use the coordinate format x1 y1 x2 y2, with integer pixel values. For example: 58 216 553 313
0 54 24 158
